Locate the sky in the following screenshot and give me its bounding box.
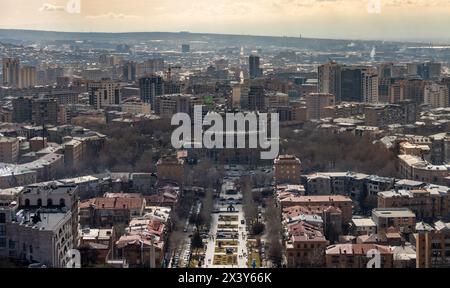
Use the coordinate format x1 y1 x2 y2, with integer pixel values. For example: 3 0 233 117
1 0 450 42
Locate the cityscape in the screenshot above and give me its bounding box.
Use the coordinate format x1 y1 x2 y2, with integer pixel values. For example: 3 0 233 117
1 0 450 271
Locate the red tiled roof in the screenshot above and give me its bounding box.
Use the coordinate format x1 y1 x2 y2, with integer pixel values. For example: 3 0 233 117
79 197 144 210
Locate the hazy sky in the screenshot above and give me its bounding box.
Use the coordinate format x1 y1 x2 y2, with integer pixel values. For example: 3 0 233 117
1 0 450 41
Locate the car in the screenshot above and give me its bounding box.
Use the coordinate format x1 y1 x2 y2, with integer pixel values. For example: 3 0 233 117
241 220 245 224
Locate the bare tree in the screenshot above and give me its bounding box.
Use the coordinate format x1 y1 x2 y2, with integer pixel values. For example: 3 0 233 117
265 198 283 267
241 176 257 229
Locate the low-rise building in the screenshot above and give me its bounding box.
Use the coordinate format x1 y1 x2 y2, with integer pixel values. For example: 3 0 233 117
279 195 353 223
414 221 450 268
325 244 394 268
398 154 449 186
351 218 377 236
79 196 146 228
372 208 416 234
285 221 329 267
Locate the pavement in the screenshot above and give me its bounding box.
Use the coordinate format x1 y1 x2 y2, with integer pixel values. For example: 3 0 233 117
203 177 248 268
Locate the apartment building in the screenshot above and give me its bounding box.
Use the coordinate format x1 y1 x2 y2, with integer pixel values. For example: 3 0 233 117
325 244 393 268
274 155 302 185
372 208 416 234
285 221 329 267
0 137 20 163
279 195 353 223
415 221 450 268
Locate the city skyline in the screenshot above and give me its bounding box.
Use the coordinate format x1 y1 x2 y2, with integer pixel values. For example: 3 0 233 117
1 0 450 42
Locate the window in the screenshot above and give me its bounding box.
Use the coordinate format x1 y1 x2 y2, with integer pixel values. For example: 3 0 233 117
0 213 5 223
60 199 66 207
24 199 30 206
37 199 42 207
0 238 6 248
47 199 53 206
0 226 5 236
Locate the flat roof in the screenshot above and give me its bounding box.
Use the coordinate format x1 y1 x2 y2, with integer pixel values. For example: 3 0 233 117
372 208 416 218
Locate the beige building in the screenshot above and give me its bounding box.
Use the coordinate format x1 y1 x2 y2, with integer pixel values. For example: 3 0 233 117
88 79 122 109
279 195 353 223
424 83 449 108
121 98 152 115
325 244 393 268
377 187 450 220
2 58 20 87
0 164 37 189
0 137 20 163
306 93 335 120
372 208 416 234
63 139 85 170
274 155 302 185
19 66 37 88
231 84 249 109
415 221 450 268
285 221 329 267
362 68 379 103
398 154 449 186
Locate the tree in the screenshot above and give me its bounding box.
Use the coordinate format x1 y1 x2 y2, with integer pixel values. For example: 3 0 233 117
252 222 265 236
264 198 283 267
191 230 203 250
241 176 257 229
199 187 214 228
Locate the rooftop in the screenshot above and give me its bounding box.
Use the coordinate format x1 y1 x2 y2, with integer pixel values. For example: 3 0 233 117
352 218 376 227
372 208 416 218
326 244 392 255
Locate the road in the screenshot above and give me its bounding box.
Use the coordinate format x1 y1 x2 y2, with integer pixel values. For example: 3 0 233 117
203 176 248 268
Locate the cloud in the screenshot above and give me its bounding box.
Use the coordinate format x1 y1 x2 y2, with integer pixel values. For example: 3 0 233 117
85 13 140 20
38 3 65 12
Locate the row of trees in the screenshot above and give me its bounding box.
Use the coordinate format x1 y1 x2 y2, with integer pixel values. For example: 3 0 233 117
280 127 399 178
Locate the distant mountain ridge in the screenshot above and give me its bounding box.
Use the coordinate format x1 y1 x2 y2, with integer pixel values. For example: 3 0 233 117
0 28 415 48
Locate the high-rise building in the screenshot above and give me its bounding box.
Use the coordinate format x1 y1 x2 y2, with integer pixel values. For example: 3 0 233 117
88 79 122 109
140 58 165 75
248 85 265 111
424 83 449 108
231 84 249 109
122 61 139 82
341 67 364 102
408 62 442 80
306 93 335 120
139 75 164 107
405 79 426 104
378 63 392 102
181 44 190 53
19 66 37 88
249 55 262 79
2 58 20 87
361 68 379 103
31 98 58 126
318 61 342 102
12 96 32 123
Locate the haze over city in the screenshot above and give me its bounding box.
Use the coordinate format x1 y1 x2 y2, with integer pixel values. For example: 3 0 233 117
1 0 450 274
1 0 450 42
